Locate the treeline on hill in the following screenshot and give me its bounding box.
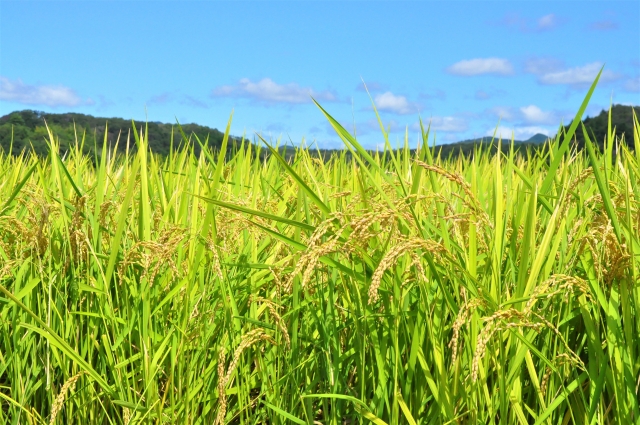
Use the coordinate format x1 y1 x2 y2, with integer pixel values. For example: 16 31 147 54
0 105 638 159
0 110 237 158
426 104 638 159
433 138 545 159
559 104 638 150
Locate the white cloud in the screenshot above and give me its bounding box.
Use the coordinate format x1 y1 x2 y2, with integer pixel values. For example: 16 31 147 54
520 105 556 124
524 57 564 75
413 116 468 133
485 106 516 121
324 119 367 137
499 12 527 32
94 95 115 112
588 20 618 31
475 90 491 100
265 122 287 132
474 87 506 100
430 117 467 132
486 125 552 140
351 119 406 136
375 119 401 133
499 12 565 33
419 89 446 101
211 78 337 104
374 91 419 115
537 62 620 86
484 105 563 125
0 76 87 107
181 95 209 109
447 58 514 76
624 77 640 93
356 81 385 92
213 85 235 96
440 133 461 143
537 14 558 30
149 92 173 105
148 92 209 109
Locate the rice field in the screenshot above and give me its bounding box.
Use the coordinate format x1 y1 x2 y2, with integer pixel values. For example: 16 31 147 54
1 75 639 424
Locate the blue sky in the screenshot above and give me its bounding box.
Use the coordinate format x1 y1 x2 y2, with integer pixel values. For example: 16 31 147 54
1 1 638 149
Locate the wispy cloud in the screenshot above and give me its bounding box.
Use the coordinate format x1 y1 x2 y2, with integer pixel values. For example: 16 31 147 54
624 77 640 93
485 104 563 125
356 81 385 92
474 87 506 100
520 105 556 124
588 19 618 31
439 133 462 143
429 116 468 132
322 119 361 137
475 90 491 100
148 92 209 109
484 106 516 121
181 95 209 109
525 60 621 87
499 12 565 33
536 14 560 31
371 119 401 133
265 122 288 133
419 89 446 101
486 125 552 140
94 95 115 112
524 57 565 75
535 62 620 86
413 116 468 133
211 78 337 104
499 13 527 31
374 91 420 115
447 58 514 76
148 92 173 105
0 76 89 107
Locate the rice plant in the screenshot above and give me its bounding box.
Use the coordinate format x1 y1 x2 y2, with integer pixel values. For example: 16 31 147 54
0 71 638 424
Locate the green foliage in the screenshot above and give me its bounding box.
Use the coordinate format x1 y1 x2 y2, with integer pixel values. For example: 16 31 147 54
0 110 233 157
2 105 638 161
560 104 639 150
0 85 639 424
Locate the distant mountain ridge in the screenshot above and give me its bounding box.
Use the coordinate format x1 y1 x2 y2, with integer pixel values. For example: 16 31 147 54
0 110 234 157
453 133 550 145
436 104 638 157
0 104 637 157
559 104 638 150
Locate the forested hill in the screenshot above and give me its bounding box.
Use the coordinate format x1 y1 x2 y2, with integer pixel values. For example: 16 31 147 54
0 110 234 157
437 105 638 158
0 105 638 158
560 104 638 150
